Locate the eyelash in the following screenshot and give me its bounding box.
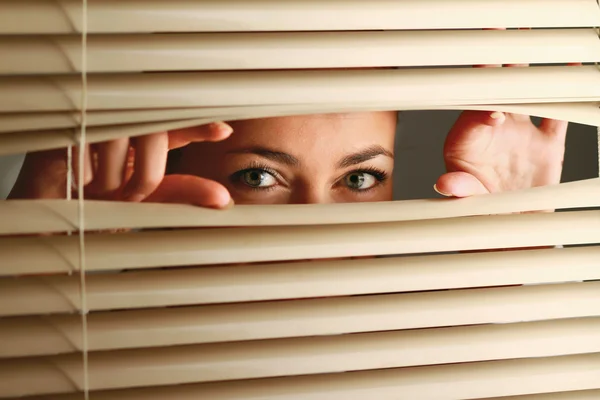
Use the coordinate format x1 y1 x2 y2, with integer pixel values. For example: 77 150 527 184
230 163 388 193
230 162 281 192
344 167 388 193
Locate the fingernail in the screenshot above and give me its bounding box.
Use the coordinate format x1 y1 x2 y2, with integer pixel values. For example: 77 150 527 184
433 184 452 197
490 112 505 121
219 198 235 210
126 193 145 202
211 122 233 135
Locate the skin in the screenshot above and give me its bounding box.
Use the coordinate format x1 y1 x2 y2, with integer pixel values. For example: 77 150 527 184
174 112 397 205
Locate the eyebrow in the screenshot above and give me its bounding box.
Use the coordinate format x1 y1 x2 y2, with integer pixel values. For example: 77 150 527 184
227 147 300 166
227 144 393 168
337 145 394 168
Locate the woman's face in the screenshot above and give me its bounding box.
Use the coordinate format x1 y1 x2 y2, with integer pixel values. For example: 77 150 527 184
178 112 397 204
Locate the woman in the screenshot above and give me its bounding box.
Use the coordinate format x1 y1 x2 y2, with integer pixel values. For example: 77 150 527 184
8 110 567 204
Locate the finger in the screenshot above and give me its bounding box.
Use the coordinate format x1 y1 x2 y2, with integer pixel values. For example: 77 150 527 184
90 138 130 197
434 172 490 198
539 118 569 138
450 110 506 135
145 174 233 209
122 132 169 202
72 144 93 187
168 122 233 150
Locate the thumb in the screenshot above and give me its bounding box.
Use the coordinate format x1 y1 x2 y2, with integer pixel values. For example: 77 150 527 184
168 122 233 150
144 174 233 209
434 171 490 198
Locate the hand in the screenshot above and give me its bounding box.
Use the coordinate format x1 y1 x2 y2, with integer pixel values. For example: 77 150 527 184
435 27 569 198
9 122 234 208
435 110 567 197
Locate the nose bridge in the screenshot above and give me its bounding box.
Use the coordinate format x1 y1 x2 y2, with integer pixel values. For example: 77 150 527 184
289 182 334 204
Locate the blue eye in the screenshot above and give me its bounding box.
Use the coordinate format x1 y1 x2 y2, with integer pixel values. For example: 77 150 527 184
241 169 277 188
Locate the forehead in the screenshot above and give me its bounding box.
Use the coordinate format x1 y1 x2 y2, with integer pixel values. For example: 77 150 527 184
225 112 397 150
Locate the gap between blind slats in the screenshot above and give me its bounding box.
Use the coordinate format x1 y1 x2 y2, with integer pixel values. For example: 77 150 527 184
2 29 600 74
2 178 600 234
2 66 600 113
0 0 597 34
1 210 600 275
0 281 598 357
0 246 598 317
16 353 600 400
2 102 600 134
1 318 599 397
3 102 600 156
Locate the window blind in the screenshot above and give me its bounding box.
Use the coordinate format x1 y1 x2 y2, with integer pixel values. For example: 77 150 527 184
1 0 600 399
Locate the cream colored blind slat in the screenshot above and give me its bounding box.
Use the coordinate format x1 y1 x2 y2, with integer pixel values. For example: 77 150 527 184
2 178 599 234
1 318 599 397
3 29 600 74
2 0 599 398
0 0 597 34
2 67 600 113
0 117 219 156
3 102 600 134
0 115 327 157
485 390 600 399
1 281 599 357
16 353 600 400
2 211 599 275
4 102 600 156
1 246 598 317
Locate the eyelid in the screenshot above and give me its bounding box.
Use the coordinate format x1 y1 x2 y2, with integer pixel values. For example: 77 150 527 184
334 167 388 192
229 162 288 189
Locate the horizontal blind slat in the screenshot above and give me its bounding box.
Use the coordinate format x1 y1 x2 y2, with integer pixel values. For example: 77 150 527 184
3 102 600 155
484 389 600 399
2 66 600 113
0 0 597 34
1 282 599 355
1 246 598 317
2 29 599 74
2 102 600 134
2 318 600 396
2 178 600 234
16 353 600 400
2 211 600 275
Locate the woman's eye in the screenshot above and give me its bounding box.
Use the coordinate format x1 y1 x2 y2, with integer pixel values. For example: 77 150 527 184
241 169 277 188
344 172 377 190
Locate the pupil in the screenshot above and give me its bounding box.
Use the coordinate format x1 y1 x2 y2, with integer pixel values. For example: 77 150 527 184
347 173 364 188
245 170 264 187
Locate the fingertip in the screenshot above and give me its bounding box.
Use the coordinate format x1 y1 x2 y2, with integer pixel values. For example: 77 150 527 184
433 183 453 197
489 111 506 125
436 172 489 198
208 122 233 142
125 193 146 203
206 185 233 209
216 198 235 210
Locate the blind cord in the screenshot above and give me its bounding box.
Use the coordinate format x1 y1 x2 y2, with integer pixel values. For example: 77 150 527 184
78 0 90 398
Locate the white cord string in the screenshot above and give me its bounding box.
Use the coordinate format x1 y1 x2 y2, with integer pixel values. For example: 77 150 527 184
66 146 73 201
78 0 90 398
